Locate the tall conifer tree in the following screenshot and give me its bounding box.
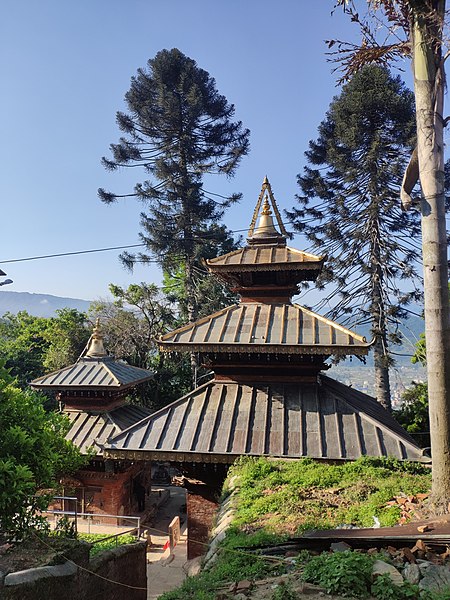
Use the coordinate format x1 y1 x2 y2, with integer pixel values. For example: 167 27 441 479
288 65 420 411
99 48 250 324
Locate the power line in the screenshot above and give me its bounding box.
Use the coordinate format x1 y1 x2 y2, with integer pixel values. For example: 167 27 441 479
0 223 300 266
0 243 146 265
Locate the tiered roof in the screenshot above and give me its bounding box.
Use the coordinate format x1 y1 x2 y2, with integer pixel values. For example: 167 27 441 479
101 177 424 463
159 302 369 356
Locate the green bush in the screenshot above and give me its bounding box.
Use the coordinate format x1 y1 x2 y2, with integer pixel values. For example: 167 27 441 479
302 550 374 597
371 573 419 600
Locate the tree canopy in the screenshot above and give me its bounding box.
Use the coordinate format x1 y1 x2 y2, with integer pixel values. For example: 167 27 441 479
0 364 85 538
0 309 90 390
90 283 192 410
288 65 420 411
99 48 250 323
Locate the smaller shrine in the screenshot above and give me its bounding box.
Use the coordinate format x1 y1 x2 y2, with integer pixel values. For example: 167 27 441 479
30 320 154 516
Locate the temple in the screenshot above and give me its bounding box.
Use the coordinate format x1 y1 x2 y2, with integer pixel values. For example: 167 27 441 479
31 320 154 516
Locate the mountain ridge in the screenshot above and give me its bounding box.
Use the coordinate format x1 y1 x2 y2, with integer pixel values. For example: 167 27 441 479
0 291 92 318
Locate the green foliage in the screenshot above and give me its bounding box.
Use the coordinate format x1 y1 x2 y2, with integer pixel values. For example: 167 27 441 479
42 308 90 373
162 223 240 322
371 573 419 600
303 550 374 597
226 457 430 532
53 515 77 538
393 382 430 448
90 282 191 409
78 533 136 556
0 309 90 389
271 580 299 600
0 363 86 538
160 528 286 600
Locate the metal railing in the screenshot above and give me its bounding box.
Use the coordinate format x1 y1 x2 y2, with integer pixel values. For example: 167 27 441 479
43 508 141 538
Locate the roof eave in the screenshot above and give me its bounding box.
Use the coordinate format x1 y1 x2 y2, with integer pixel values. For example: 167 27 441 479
158 341 370 356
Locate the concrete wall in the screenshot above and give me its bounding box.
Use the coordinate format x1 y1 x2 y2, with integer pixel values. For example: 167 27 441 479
1 542 147 600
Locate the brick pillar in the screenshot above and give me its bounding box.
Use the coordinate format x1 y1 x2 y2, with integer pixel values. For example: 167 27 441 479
186 487 218 559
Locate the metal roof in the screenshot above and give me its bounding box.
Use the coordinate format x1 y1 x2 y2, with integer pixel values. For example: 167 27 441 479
65 404 152 454
158 303 370 356
30 356 153 390
103 376 426 463
206 245 324 271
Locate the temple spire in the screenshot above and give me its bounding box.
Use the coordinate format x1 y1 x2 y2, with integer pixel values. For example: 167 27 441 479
247 176 288 244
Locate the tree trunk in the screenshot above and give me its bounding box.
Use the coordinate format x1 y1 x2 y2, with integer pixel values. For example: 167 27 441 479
411 1 450 509
370 205 392 412
373 336 392 412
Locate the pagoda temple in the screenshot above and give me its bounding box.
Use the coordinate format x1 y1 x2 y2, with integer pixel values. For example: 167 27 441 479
99 178 425 558
31 320 154 516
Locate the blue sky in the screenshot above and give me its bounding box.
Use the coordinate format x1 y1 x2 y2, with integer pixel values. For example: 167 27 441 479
1 1 411 302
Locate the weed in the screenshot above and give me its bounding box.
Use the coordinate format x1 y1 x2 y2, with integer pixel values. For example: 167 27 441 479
371 573 419 600
302 550 374 597
271 580 298 600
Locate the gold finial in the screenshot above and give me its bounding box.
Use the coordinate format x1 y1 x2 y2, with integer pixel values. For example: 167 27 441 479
86 318 107 358
247 177 288 242
260 194 272 216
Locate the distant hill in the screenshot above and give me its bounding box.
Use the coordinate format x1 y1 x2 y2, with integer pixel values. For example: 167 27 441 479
0 291 91 318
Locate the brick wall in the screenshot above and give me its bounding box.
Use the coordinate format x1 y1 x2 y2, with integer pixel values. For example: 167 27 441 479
187 490 218 559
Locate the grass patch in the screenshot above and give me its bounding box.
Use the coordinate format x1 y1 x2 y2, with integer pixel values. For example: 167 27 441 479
159 457 432 599
227 456 431 533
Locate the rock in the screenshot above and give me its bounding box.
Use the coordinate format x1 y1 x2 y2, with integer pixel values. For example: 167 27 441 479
236 579 252 592
330 541 351 553
183 556 202 577
417 560 434 574
411 539 427 553
403 563 421 585
419 565 450 592
4 561 77 586
401 547 417 564
0 544 12 556
372 560 404 586
417 525 431 533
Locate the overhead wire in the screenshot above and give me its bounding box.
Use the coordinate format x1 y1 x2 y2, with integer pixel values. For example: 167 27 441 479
0 221 301 266
29 515 290 592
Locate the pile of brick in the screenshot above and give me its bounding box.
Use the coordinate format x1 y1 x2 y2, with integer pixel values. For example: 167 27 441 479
385 493 429 524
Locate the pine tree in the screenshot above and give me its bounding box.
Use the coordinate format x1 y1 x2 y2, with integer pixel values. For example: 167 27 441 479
288 65 421 412
99 48 250 325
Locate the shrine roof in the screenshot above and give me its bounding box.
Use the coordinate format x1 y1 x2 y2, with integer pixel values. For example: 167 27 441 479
30 357 153 391
30 319 153 392
65 404 152 455
102 376 426 463
158 302 371 356
206 244 325 271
